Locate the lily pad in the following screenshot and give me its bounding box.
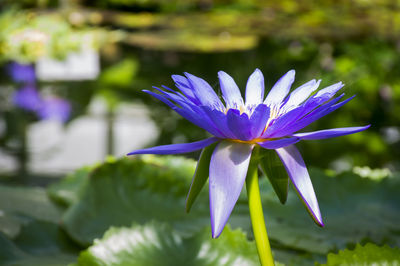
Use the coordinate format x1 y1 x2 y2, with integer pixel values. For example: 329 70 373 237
57 156 400 257
77 222 259 266
0 220 80 266
47 167 92 207
236 168 400 255
61 155 210 246
320 243 400 265
0 185 62 238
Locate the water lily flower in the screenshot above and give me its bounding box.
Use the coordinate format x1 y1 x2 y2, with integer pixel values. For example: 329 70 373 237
13 87 71 122
37 97 71 123
127 69 369 242
13 85 42 112
7 62 36 84
9 61 71 123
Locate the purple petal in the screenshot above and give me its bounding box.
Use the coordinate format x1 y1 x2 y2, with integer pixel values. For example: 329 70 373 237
153 86 186 103
171 74 190 87
184 72 224 110
262 106 307 138
171 75 199 104
202 107 236 139
304 82 344 109
285 94 355 136
127 137 220 155
314 82 344 100
144 90 176 108
258 137 300 149
268 94 349 138
248 104 270 138
245 69 265 106
264 70 295 106
275 145 323 226
209 141 254 238
144 90 225 138
294 125 370 140
226 109 253 141
283 79 321 110
218 71 243 109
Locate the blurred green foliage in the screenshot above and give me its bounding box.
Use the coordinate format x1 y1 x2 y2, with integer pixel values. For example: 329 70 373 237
0 10 112 63
0 0 399 171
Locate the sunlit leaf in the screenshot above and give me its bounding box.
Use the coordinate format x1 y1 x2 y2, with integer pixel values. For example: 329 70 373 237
319 243 400 266
77 222 259 266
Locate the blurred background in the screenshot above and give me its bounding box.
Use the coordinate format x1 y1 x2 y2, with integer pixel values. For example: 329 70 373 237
0 0 399 184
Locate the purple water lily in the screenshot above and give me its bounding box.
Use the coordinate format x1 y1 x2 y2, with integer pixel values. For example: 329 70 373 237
37 97 71 123
8 61 71 123
7 62 36 84
12 86 71 123
128 69 369 238
13 85 42 112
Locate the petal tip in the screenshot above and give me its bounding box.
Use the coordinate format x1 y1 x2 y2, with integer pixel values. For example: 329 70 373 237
314 216 324 227
252 68 263 77
211 225 223 238
217 70 227 76
183 72 194 79
307 205 324 227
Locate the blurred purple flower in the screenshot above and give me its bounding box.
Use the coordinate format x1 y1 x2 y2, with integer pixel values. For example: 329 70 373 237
13 85 42 112
8 62 36 83
12 86 71 123
37 97 71 123
128 69 370 238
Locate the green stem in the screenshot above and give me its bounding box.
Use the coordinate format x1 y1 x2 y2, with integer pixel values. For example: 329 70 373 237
246 159 275 266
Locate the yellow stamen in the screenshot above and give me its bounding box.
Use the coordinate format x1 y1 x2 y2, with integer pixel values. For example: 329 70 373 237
228 138 271 145
224 105 247 115
239 105 246 115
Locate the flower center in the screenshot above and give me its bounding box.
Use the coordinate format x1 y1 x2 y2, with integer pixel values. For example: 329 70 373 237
228 138 271 145
224 104 247 115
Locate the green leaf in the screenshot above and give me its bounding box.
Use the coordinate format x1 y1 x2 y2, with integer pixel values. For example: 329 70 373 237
0 185 62 238
100 59 139 88
61 155 209 246
258 148 289 204
320 243 400 265
77 221 259 266
47 167 93 208
0 220 79 266
56 156 400 259
235 169 400 255
186 143 217 213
